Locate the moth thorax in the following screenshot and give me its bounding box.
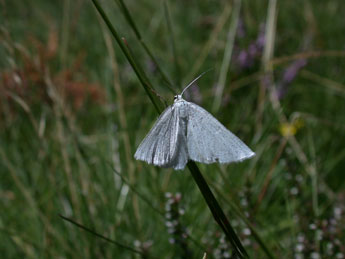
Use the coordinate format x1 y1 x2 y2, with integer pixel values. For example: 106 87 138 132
174 95 182 102
175 102 188 118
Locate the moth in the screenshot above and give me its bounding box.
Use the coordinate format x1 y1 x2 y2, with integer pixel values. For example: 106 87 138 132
134 72 255 170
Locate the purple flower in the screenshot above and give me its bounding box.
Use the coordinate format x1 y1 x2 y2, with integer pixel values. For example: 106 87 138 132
233 23 266 70
255 25 266 50
237 50 251 68
248 43 259 57
237 18 246 39
282 59 307 84
277 59 307 99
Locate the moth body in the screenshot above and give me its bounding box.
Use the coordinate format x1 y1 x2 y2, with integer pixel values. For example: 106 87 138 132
134 95 255 170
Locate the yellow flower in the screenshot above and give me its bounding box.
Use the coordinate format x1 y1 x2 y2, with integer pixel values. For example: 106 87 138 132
279 119 304 137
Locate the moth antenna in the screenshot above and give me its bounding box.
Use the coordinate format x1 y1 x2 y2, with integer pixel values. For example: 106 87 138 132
181 68 213 97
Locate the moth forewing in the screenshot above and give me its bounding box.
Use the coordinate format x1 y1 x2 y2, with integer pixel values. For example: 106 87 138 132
134 105 178 166
186 102 255 164
134 72 255 170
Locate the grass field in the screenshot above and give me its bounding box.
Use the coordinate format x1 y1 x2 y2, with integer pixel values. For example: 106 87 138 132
1 0 345 258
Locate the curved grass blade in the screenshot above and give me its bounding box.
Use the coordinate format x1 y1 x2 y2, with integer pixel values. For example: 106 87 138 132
59 215 152 257
188 162 248 258
163 0 181 89
114 0 176 94
213 0 242 112
91 0 165 113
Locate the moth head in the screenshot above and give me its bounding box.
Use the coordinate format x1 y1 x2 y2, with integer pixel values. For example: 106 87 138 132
174 95 182 102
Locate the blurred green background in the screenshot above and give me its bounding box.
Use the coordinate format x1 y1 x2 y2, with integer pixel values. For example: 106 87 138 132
1 0 345 258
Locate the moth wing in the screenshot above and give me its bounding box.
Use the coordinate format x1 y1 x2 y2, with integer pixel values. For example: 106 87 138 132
134 105 188 170
187 102 255 164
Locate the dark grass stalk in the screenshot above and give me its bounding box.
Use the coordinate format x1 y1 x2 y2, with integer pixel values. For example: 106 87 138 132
59 215 155 257
188 162 248 258
120 37 168 109
163 1 182 88
114 0 176 94
91 0 248 257
91 0 165 113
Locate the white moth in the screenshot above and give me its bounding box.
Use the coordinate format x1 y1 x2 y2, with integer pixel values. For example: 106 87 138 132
134 73 255 170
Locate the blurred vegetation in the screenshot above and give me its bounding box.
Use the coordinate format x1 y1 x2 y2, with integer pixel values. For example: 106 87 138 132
1 0 345 258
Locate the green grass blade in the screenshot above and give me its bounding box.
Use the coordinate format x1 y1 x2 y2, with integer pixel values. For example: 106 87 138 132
91 0 164 113
163 1 181 88
121 37 168 109
230 205 275 259
115 0 176 94
213 0 242 112
109 163 164 216
59 215 147 256
188 162 248 258
213 186 276 259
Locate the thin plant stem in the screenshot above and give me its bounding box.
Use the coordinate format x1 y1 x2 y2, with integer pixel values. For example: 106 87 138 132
60 0 70 66
91 0 164 114
308 130 319 218
163 0 181 88
259 0 325 219
256 137 288 209
0 146 70 252
270 50 345 66
300 70 345 97
186 2 232 82
100 22 142 228
213 0 242 112
59 215 152 257
188 162 248 258
45 76 81 218
260 0 324 224
256 0 277 133
110 163 164 216
115 0 176 94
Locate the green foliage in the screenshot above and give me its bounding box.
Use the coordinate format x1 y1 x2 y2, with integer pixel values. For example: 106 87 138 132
1 0 345 258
